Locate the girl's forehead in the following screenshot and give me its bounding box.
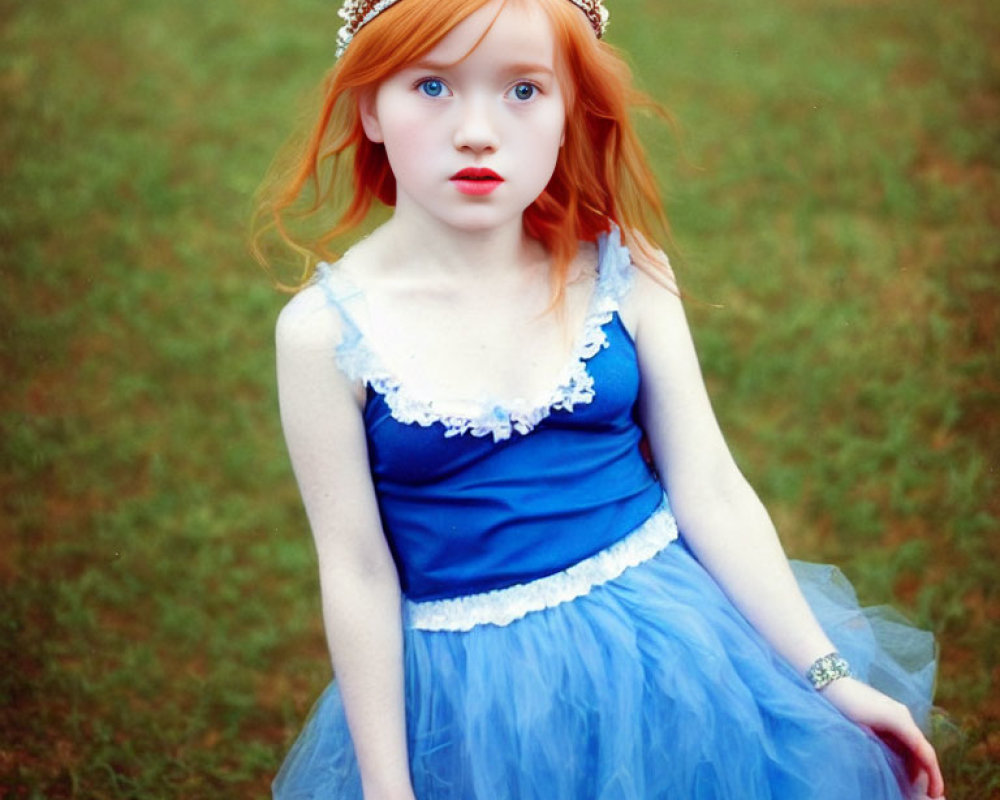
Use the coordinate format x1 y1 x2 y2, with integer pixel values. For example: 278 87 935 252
415 1 557 70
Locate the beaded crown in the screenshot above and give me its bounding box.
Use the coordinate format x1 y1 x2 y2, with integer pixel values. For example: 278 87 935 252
336 0 610 57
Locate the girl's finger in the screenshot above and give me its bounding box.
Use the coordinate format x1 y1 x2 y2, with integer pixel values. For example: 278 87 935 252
909 734 944 797
910 767 929 799
898 727 944 798
873 711 944 799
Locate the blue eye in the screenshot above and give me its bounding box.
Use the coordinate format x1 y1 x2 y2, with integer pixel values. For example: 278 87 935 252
511 83 537 101
419 79 446 98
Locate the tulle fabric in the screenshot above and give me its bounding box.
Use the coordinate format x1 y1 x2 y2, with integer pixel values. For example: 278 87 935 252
273 533 934 800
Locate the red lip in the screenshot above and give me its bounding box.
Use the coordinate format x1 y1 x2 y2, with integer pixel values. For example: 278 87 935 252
451 167 504 196
451 167 504 182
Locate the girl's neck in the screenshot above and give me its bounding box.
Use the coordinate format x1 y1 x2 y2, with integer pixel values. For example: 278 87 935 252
372 207 544 286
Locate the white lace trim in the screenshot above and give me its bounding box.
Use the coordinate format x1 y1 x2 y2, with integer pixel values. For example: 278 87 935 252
404 503 679 631
315 229 635 442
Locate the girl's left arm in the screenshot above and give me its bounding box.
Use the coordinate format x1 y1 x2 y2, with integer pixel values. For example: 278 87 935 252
626 248 944 799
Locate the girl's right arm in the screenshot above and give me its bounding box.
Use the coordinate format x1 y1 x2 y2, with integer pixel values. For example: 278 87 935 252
276 286 416 800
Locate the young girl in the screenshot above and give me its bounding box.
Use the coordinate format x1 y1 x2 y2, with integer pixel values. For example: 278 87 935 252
259 1 945 797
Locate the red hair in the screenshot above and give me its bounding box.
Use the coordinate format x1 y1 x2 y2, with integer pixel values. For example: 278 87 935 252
252 0 670 294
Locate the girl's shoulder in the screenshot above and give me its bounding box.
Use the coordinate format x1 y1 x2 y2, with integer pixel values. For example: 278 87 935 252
618 229 678 305
275 270 371 407
278 230 385 335
276 263 358 355
622 229 677 286
277 255 385 404
594 226 675 337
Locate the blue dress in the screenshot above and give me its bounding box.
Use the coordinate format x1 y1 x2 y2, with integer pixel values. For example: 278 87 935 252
273 231 936 799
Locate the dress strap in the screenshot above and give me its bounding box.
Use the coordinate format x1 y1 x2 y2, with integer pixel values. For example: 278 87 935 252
594 225 636 308
571 225 635 365
313 262 383 388
314 262 363 335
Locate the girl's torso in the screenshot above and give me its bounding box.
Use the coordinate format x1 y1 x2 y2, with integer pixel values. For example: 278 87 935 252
314 230 663 603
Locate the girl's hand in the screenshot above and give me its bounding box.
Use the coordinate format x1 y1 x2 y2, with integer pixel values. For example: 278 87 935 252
821 677 945 799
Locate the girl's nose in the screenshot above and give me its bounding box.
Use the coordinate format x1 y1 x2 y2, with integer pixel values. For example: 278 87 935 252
453 98 499 153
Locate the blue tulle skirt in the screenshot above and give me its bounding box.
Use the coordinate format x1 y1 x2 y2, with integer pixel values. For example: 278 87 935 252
273 514 935 799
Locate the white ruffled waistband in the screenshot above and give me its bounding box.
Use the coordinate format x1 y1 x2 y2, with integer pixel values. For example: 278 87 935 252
403 502 679 632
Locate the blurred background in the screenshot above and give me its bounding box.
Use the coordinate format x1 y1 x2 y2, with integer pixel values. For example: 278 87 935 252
2 0 996 796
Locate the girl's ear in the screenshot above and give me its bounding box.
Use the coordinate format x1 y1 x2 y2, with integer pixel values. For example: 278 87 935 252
359 90 384 143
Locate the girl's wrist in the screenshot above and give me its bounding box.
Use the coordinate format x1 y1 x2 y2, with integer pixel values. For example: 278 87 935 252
363 784 416 800
361 768 416 800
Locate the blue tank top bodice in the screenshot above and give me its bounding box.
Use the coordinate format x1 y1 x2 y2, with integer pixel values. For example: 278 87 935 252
317 231 664 602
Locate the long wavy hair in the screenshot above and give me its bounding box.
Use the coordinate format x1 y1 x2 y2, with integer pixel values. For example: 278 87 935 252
252 0 671 295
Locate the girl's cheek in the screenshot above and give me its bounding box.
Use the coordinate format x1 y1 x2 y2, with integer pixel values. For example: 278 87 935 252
389 108 438 143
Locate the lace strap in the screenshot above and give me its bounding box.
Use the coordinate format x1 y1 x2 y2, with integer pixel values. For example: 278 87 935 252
594 226 636 310
313 263 381 387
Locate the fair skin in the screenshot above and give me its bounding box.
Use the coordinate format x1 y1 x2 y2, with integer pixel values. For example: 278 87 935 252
276 2 944 798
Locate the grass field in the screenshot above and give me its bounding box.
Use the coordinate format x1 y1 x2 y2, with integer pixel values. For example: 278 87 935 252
2 0 997 797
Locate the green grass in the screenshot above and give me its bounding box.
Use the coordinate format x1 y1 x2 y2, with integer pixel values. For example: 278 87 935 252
2 0 997 797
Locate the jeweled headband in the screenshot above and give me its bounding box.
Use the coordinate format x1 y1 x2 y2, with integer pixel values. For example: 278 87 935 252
336 0 610 57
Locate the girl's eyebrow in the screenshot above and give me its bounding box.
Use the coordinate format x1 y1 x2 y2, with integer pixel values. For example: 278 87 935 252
499 62 556 78
408 59 555 78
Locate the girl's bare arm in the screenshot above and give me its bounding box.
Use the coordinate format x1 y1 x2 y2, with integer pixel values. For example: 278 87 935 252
276 286 416 800
626 248 943 798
